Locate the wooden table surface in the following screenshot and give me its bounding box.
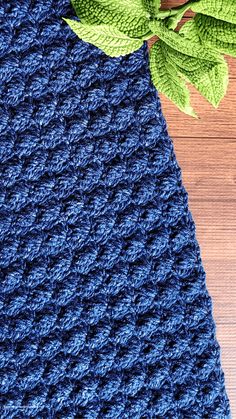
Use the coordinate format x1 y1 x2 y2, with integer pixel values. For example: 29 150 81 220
153 1 236 414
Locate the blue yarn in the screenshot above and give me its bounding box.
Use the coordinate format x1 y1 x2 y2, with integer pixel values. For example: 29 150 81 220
0 0 230 418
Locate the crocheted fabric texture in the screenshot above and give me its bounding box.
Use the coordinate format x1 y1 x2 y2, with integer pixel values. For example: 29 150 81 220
0 1 230 418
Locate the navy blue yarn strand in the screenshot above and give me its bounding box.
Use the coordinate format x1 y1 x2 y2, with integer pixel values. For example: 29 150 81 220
0 0 230 418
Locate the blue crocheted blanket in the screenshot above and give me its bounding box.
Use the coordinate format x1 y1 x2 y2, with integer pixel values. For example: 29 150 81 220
0 1 230 418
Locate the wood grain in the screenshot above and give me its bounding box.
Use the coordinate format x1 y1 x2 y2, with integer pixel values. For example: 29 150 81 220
156 0 236 414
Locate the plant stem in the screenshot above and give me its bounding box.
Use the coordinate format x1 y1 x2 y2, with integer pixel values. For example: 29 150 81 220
155 0 199 20
155 0 161 16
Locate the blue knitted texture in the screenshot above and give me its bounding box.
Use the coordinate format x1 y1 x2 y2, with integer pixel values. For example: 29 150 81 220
0 1 230 418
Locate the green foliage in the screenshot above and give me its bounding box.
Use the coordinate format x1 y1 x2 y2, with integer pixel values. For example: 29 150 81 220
70 0 150 37
150 41 197 116
190 14 236 57
63 0 236 117
150 19 229 108
165 43 228 107
191 0 236 24
64 19 143 56
149 20 221 61
150 20 228 110
142 0 160 17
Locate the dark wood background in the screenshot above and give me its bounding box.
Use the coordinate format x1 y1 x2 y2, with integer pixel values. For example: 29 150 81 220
150 1 236 414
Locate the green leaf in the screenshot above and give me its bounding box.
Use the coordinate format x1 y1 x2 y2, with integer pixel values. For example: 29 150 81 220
165 42 229 107
63 19 143 56
179 18 201 42
192 14 236 58
142 0 160 17
149 20 222 62
71 0 150 37
149 41 197 117
150 20 229 109
191 0 236 25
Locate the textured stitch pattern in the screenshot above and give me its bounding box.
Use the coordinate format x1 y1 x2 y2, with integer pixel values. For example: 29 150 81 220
0 1 230 418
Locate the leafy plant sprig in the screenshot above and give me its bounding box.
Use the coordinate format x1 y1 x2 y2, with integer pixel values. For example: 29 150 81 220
63 0 236 117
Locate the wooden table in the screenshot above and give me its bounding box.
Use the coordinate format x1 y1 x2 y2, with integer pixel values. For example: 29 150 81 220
151 0 236 414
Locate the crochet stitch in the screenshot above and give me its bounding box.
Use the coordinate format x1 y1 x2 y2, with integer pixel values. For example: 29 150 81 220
0 0 230 418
